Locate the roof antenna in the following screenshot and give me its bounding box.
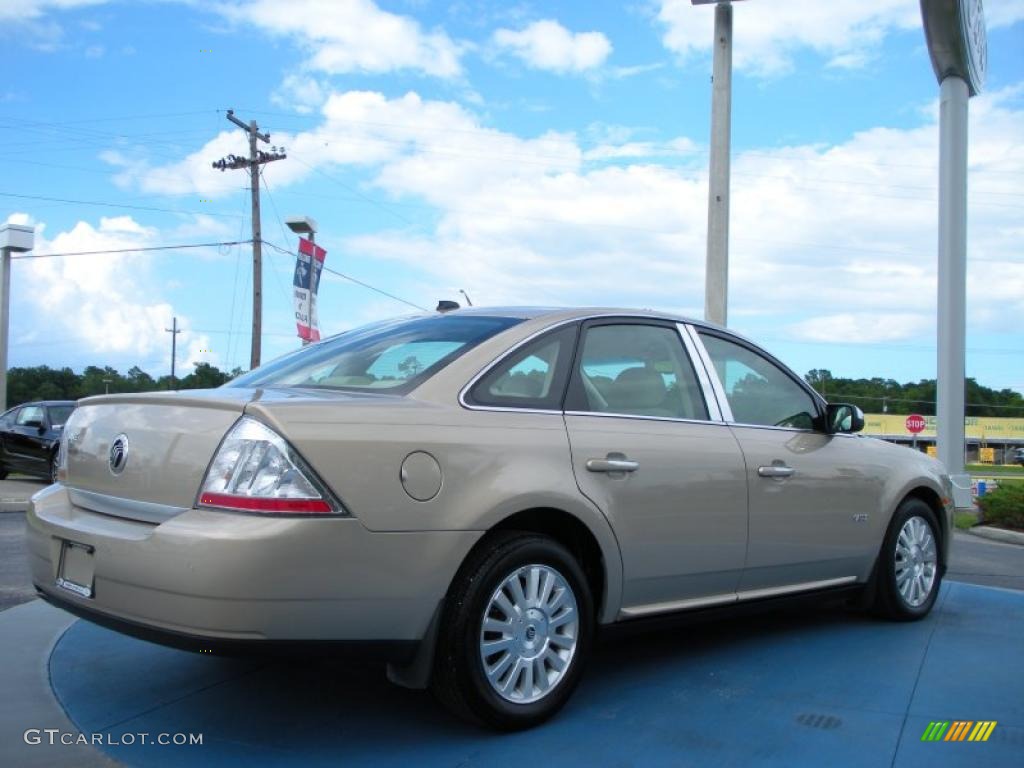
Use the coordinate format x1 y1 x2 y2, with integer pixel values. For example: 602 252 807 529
459 289 473 306
436 300 460 313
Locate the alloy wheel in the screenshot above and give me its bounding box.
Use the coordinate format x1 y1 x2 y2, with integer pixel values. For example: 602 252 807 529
894 515 938 608
479 563 579 704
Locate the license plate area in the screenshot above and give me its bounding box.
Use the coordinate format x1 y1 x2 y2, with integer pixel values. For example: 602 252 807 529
56 540 95 599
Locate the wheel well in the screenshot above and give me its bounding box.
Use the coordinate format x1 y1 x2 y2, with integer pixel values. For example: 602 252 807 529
903 486 948 562
484 507 606 615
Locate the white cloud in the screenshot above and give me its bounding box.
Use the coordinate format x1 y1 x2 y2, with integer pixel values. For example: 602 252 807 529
10 214 215 373
0 0 106 22
214 0 463 78
105 86 1024 348
271 74 327 114
0 0 108 50
788 313 933 343
493 19 612 74
656 0 1024 77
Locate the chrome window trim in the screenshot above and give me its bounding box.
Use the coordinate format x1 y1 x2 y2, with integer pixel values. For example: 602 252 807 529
677 323 723 422
564 410 731 428
459 312 715 415
619 576 859 619
725 422 819 435
682 323 735 422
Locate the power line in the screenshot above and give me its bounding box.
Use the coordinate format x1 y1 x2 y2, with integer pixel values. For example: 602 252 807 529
10 240 251 260
261 240 428 312
0 191 244 219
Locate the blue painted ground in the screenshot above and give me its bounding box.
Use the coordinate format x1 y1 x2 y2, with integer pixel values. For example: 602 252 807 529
49 581 1023 767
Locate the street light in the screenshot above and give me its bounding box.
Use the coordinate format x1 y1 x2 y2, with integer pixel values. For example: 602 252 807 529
286 216 319 346
691 0 746 327
920 0 987 508
0 223 34 412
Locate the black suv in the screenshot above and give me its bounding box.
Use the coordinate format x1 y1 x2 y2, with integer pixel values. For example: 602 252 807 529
0 401 75 484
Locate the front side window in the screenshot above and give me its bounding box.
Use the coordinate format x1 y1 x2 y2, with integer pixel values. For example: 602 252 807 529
699 333 818 430
570 324 709 420
468 325 577 410
229 314 522 393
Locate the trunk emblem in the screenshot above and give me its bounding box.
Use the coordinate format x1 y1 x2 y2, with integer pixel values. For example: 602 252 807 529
109 434 129 475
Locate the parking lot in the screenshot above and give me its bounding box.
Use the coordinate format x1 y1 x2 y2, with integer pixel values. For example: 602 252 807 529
33 581 1024 767
1 482 1022 767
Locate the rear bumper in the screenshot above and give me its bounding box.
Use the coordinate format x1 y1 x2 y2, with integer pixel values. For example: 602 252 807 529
27 484 481 651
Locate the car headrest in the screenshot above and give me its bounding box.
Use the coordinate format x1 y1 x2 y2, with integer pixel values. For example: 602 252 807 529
608 367 666 409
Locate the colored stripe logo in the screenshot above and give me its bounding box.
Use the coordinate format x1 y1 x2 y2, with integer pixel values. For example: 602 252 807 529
921 721 997 742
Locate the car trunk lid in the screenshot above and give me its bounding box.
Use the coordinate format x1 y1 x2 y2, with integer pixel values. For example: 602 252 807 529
62 389 253 523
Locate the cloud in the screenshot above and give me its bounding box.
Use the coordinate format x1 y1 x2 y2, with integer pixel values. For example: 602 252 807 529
270 74 327 114
656 0 1024 77
0 0 108 51
104 85 1024 348
9 213 214 373
788 313 933 344
213 0 463 78
492 19 612 74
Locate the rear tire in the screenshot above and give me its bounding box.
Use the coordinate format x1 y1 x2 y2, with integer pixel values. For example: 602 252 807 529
430 532 593 730
872 499 942 621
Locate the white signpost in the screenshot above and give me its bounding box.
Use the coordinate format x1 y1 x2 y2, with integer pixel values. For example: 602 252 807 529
919 0 986 509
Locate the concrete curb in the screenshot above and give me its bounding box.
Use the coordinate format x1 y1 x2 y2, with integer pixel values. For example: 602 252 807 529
966 525 1024 546
0 600 119 767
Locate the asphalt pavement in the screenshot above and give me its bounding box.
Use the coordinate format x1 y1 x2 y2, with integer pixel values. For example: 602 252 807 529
0 477 46 611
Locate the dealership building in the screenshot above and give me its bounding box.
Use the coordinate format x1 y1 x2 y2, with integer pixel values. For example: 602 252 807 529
864 414 1024 464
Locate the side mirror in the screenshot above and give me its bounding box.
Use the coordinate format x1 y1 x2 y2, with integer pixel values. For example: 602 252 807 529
826 403 864 434
24 419 44 430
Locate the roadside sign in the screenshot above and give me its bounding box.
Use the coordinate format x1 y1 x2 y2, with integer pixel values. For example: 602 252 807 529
906 414 927 434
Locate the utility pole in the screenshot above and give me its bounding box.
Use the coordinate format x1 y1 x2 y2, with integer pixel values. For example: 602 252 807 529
212 109 286 369
165 317 181 389
705 0 733 327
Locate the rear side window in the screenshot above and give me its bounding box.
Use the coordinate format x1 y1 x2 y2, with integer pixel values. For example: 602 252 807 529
467 325 578 410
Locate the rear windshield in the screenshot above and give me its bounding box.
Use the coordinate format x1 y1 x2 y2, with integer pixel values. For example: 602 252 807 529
227 314 522 393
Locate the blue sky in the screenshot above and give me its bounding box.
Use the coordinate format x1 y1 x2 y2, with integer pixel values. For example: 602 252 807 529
3 0 1023 396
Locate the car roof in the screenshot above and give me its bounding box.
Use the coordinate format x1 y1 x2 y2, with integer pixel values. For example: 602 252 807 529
437 305 725 331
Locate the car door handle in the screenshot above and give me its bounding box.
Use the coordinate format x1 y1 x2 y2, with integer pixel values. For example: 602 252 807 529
758 465 795 478
586 457 639 473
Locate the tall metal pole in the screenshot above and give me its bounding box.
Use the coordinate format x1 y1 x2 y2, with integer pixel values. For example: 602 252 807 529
248 123 263 369
705 1 733 327
0 223 33 412
0 248 10 412
936 76 969 476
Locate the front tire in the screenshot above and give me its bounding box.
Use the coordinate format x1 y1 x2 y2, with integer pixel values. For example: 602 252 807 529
873 499 942 621
430 532 593 730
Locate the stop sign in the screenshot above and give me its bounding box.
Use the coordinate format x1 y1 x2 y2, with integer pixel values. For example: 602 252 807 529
906 414 927 434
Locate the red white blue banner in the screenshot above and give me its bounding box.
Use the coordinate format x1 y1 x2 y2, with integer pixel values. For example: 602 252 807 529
294 236 326 342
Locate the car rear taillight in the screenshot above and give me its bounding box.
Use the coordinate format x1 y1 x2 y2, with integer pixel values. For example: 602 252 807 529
198 417 345 515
